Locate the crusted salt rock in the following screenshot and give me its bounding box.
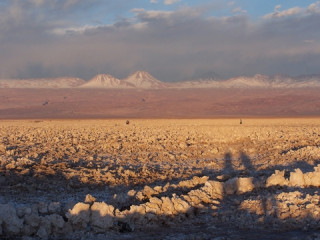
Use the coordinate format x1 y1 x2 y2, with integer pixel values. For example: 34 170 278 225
178 176 209 188
84 194 96 204
127 189 136 197
314 164 320 172
201 181 224 199
0 143 5 153
171 195 191 213
113 192 131 206
5 162 16 170
304 171 320 187
136 185 158 201
37 227 49 240
124 204 147 227
129 204 146 215
289 168 305 187
16 206 31 218
0 203 23 235
160 197 175 215
37 216 52 240
153 186 162 193
186 189 211 205
48 202 61 214
90 202 114 232
224 178 238 195
66 202 90 228
38 202 48 214
266 170 288 187
146 197 162 214
24 210 41 231
236 177 255 194
48 214 65 229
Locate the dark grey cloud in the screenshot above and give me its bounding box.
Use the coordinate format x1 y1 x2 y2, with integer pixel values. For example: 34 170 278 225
0 1 320 81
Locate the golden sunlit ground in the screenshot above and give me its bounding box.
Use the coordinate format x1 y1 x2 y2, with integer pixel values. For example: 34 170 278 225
1 118 320 239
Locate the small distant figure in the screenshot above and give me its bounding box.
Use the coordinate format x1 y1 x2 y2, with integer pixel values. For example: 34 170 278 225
126 120 130 125
240 119 242 124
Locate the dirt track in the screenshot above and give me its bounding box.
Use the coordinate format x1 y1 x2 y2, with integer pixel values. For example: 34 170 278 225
0 119 320 239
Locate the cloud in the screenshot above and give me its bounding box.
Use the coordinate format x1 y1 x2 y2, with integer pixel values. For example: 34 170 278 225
1 1 320 81
131 7 202 23
164 0 181 5
274 5 281 11
263 6 302 19
263 2 320 19
231 7 247 14
308 1 320 13
29 0 45 6
150 0 158 3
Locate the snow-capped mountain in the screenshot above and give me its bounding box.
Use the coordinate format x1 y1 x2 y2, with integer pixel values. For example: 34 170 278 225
79 74 132 88
167 79 220 88
169 74 320 89
0 77 85 88
1 72 320 89
122 71 167 89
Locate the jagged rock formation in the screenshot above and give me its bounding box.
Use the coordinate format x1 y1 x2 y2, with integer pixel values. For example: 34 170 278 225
1 167 320 238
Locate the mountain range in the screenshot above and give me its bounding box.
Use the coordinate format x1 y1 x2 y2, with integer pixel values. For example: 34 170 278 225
1 71 320 89
0 77 85 88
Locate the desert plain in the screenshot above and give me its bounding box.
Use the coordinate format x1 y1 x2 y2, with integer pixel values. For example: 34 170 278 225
0 118 320 239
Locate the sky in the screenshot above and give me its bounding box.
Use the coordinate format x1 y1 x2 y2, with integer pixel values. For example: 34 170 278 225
1 0 320 81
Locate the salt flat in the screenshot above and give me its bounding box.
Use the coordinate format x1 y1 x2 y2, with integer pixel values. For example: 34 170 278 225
0 118 320 239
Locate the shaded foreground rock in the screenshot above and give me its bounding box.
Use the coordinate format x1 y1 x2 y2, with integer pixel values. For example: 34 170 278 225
0 204 23 235
91 202 114 232
266 165 320 188
1 165 320 238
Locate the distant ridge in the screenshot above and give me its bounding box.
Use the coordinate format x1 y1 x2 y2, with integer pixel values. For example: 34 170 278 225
0 77 85 88
1 72 320 89
168 74 320 89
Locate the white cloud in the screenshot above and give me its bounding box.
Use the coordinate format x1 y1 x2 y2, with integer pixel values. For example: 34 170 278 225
264 2 320 19
29 0 45 6
50 24 101 35
308 1 320 13
63 0 80 8
164 0 181 5
232 7 247 14
1 0 320 80
132 7 201 21
132 8 174 20
274 5 281 11
150 0 158 3
228 1 235 7
263 6 302 19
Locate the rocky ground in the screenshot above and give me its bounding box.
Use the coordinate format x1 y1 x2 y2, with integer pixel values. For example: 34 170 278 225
0 118 320 239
